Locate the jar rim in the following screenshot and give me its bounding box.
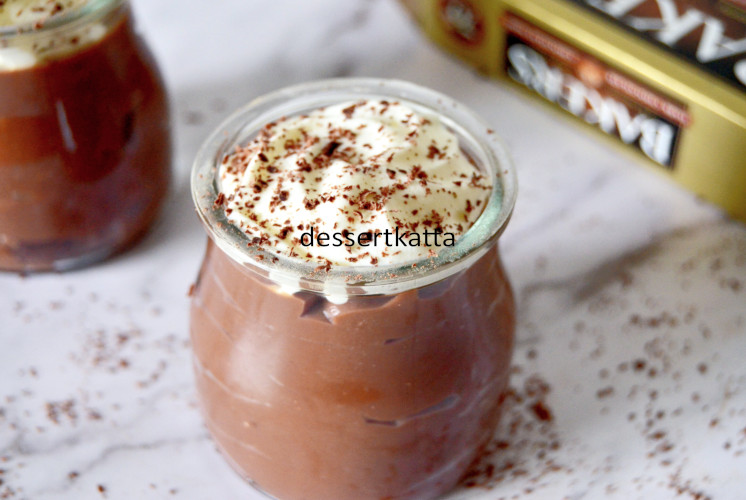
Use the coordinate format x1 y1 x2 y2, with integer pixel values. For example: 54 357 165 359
0 0 123 38
191 78 518 299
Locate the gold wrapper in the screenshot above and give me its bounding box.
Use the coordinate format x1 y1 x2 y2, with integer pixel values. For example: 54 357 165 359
401 0 746 221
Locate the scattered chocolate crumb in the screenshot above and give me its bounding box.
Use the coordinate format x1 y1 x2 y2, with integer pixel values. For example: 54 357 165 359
45 400 76 425
668 470 712 500
650 430 666 440
183 110 204 126
596 386 614 399
531 401 553 421
459 373 562 491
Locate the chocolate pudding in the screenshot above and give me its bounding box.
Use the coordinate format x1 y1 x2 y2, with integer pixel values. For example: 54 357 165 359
0 0 171 272
190 80 518 500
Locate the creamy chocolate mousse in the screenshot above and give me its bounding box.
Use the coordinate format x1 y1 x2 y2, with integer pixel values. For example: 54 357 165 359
0 0 171 271
190 80 517 500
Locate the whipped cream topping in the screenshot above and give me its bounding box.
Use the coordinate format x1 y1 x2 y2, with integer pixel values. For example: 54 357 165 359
218 99 492 267
0 0 104 71
0 0 87 27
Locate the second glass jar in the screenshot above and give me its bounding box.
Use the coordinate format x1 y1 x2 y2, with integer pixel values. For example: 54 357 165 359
0 0 171 272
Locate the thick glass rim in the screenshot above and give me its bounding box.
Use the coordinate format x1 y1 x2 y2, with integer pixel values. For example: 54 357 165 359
191 78 517 298
0 0 123 38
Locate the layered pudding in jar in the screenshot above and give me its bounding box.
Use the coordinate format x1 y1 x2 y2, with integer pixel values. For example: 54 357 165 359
0 0 171 272
190 79 517 500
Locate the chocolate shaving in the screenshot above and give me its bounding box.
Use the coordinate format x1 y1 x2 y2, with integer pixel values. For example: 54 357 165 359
321 141 341 157
342 104 357 119
427 145 445 160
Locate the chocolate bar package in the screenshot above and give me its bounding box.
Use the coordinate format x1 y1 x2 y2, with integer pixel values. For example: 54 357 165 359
400 0 746 221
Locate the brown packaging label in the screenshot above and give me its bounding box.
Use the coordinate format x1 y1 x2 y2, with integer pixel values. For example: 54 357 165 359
566 0 746 92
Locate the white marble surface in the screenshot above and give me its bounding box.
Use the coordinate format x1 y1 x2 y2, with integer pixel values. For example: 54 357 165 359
1 0 745 499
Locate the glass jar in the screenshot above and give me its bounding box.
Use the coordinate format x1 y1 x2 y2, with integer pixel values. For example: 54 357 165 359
190 79 517 500
0 0 171 272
